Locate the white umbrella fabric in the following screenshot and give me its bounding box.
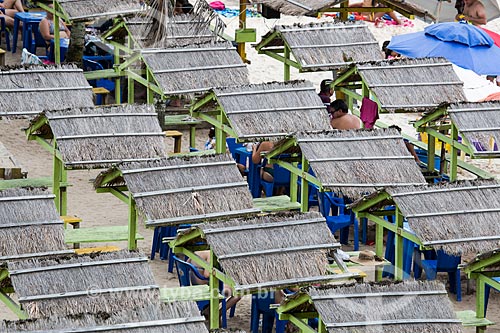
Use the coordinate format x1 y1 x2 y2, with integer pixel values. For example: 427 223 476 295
407 0 500 23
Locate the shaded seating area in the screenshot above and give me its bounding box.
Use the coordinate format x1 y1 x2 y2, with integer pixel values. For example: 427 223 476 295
170 211 360 329
276 280 464 332
25 104 167 249
255 21 383 80
0 303 209 332
414 101 500 181
0 65 94 117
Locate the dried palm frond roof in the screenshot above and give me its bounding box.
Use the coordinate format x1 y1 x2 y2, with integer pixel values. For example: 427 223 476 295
141 41 249 96
28 104 166 170
124 14 219 49
196 212 348 292
0 188 70 262
384 179 500 256
305 281 462 333
0 303 208 332
272 129 426 198
57 0 143 21
343 57 466 112
255 0 343 16
0 64 94 117
8 250 159 318
462 248 500 273
447 101 500 157
94 154 259 227
256 21 383 72
196 80 331 140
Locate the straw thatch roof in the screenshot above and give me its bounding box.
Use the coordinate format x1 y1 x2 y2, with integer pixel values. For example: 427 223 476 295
124 14 219 49
275 129 426 198
351 58 466 112
306 281 463 333
197 212 341 292
28 104 166 169
256 22 383 72
0 188 69 262
0 303 208 332
8 250 159 318
462 248 500 273
447 102 500 157
256 0 343 16
385 179 500 256
141 41 249 96
57 0 142 21
196 80 331 140
94 154 259 227
0 65 94 117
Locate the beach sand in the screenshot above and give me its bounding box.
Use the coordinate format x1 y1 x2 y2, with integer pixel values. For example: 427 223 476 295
0 2 499 331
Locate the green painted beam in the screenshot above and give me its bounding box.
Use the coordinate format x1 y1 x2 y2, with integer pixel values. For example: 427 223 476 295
0 177 52 190
64 225 143 244
463 252 500 275
259 50 301 70
191 112 239 139
414 108 447 128
277 292 311 315
332 67 357 89
254 30 279 52
266 138 297 160
0 291 28 319
361 212 423 247
126 70 164 96
280 314 317 333
118 52 143 71
350 191 391 213
272 160 322 188
101 20 126 39
170 229 204 250
95 169 123 188
84 69 123 81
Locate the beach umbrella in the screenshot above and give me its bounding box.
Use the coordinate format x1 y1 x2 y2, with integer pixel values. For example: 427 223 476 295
480 26 500 47
388 22 500 75
407 0 500 23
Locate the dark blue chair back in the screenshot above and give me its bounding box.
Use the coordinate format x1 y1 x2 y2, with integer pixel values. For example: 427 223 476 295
260 163 290 197
0 10 11 52
172 254 207 286
226 137 244 161
28 23 48 56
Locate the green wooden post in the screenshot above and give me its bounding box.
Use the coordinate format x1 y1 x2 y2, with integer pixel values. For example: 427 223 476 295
300 157 309 212
340 1 348 20
128 193 137 250
0 291 28 319
60 161 67 216
449 124 459 181
375 221 383 281
209 249 220 329
126 39 134 104
427 132 436 172
52 146 66 215
394 208 404 281
362 81 370 98
290 161 298 204
284 45 291 81
146 70 154 104
215 112 226 154
190 127 196 150
53 0 61 64
476 276 486 333
318 318 327 333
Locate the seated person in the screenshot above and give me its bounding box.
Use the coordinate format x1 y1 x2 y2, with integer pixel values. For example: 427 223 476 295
252 141 274 183
39 4 71 54
189 250 241 314
388 125 422 164
0 0 23 28
349 0 401 25
382 40 401 59
330 99 362 130
318 79 333 114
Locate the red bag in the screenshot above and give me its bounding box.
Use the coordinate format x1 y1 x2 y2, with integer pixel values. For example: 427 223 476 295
209 1 225 10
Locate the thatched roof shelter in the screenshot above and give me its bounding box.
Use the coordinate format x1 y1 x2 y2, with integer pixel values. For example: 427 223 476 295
56 0 142 21
380 180 500 256
297 281 462 332
180 212 355 293
0 303 208 332
0 188 71 263
124 15 218 49
94 154 260 227
255 22 383 72
254 0 342 16
194 81 331 140
27 104 166 169
8 250 159 318
344 58 466 112
462 248 500 273
141 41 249 96
447 101 500 157
272 129 426 198
0 65 94 117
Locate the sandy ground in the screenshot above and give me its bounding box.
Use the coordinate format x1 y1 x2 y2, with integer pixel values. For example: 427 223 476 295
0 1 499 331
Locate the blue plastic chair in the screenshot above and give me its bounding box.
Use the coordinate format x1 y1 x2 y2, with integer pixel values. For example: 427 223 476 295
226 138 245 162
250 292 276 333
28 22 48 56
319 192 359 250
172 255 229 328
0 9 11 52
83 58 116 104
484 277 500 316
260 163 290 197
420 250 462 301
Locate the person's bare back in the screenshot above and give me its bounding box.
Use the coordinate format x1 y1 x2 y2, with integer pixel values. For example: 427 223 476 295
460 0 487 25
330 114 362 130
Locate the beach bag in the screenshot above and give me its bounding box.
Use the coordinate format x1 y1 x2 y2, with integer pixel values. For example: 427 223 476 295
209 1 225 10
21 48 43 65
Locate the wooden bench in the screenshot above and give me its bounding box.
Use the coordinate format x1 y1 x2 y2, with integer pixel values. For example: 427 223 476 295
164 130 183 153
163 115 203 149
0 141 24 180
0 48 5 66
92 87 110 105
74 245 121 255
64 225 144 244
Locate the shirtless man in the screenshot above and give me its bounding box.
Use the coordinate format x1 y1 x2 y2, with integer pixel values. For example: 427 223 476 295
330 99 362 130
456 0 487 25
0 0 23 28
350 0 401 25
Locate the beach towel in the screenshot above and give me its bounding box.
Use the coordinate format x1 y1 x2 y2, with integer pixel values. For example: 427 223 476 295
360 97 379 129
209 1 225 10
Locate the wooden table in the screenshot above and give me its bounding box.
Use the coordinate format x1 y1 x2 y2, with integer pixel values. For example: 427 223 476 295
165 130 183 153
163 115 202 149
